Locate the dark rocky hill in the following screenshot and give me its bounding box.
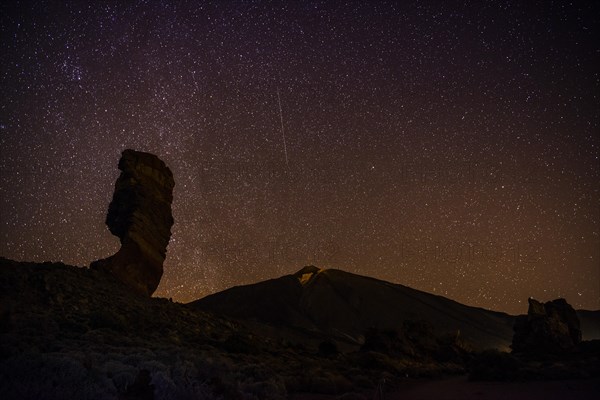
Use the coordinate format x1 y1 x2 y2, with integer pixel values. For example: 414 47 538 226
192 266 516 351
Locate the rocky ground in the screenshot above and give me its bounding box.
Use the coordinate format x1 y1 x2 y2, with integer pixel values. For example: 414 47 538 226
1 258 599 399
291 377 600 400
0 258 471 400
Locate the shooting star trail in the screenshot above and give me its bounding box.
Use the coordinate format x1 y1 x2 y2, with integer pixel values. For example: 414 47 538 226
276 88 289 168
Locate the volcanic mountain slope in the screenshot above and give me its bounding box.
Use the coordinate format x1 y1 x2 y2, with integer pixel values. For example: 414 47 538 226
192 266 517 350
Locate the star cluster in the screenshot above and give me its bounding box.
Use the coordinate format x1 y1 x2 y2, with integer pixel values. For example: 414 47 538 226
1 1 598 314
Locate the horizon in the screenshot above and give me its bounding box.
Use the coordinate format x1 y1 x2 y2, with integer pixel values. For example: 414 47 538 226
1 1 599 315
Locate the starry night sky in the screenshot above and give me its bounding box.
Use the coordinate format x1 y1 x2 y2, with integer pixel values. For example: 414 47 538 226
1 1 598 314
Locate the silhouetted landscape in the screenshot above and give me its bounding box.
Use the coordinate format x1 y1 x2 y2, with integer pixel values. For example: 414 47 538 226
2 257 600 399
1 150 598 399
2 2 599 398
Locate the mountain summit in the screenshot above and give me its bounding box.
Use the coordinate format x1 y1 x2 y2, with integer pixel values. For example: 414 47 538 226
192 266 516 350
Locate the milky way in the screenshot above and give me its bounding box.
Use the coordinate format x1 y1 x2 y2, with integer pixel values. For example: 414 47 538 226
1 1 598 314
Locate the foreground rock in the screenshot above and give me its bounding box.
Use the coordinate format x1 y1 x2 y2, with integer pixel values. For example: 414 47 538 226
512 298 582 354
91 149 174 296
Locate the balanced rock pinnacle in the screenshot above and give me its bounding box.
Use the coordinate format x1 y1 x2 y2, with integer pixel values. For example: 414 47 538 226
91 149 175 296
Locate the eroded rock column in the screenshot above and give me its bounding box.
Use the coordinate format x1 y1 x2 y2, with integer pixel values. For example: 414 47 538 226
91 149 175 296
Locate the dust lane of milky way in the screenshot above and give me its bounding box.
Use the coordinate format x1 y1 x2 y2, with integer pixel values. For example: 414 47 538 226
0 1 598 314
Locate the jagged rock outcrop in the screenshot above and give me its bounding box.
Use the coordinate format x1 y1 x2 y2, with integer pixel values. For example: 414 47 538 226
91 149 174 296
512 298 582 354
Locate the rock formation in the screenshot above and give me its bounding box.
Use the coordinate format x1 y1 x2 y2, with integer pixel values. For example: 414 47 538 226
512 298 582 354
91 149 174 296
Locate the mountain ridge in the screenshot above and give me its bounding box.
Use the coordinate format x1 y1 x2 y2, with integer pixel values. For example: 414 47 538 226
192 266 600 351
192 266 518 350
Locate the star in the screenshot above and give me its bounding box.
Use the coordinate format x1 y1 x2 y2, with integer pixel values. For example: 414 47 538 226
0 1 598 314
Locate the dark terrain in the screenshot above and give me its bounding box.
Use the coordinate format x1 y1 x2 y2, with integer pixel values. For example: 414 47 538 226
1 258 599 399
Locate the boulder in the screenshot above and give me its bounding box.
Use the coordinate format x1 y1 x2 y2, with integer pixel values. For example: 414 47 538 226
91 149 174 296
512 298 582 354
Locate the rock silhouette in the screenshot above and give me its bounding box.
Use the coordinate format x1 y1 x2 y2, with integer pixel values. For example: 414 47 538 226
512 297 582 354
91 149 174 296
